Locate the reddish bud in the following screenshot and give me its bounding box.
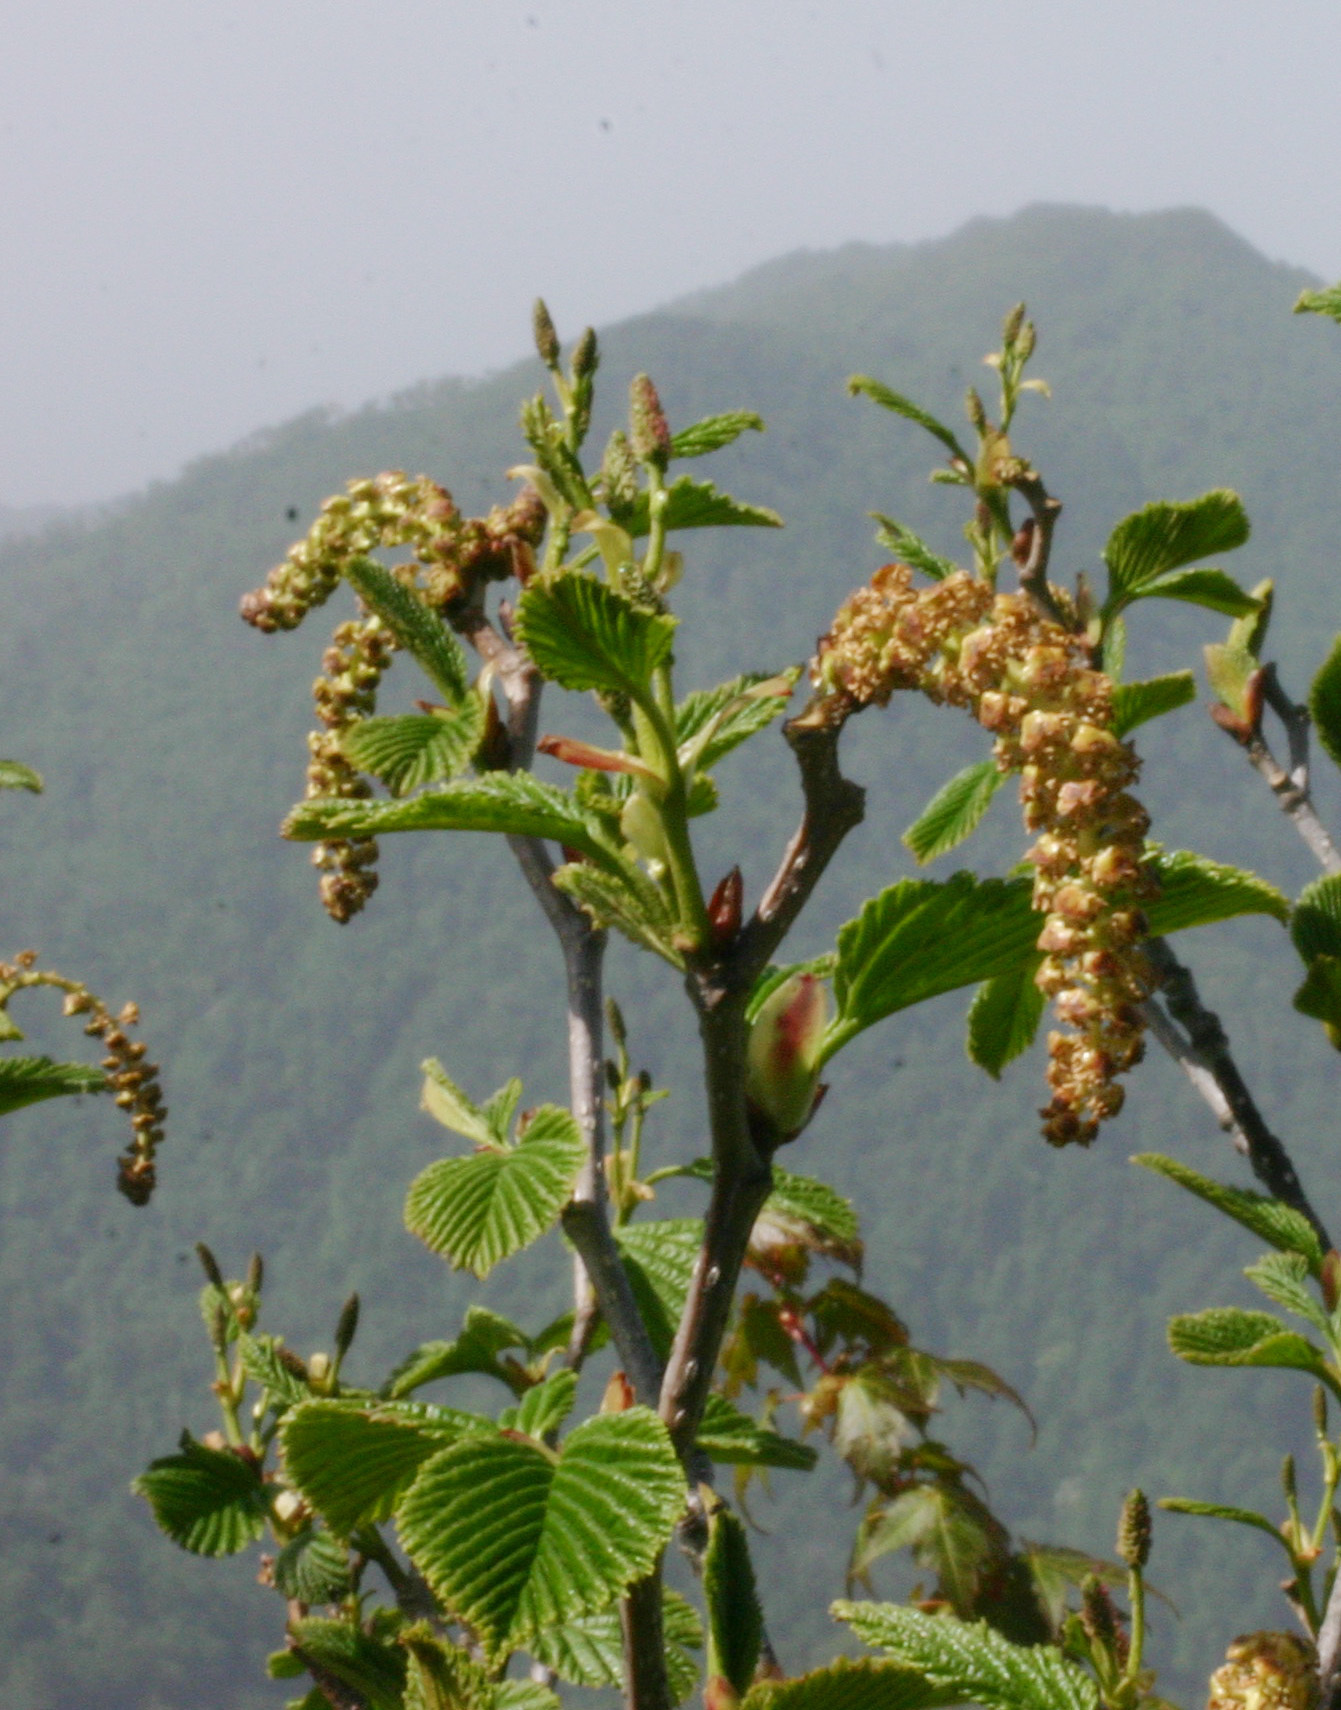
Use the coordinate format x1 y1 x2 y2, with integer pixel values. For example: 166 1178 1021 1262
707 867 744 949
745 972 830 1141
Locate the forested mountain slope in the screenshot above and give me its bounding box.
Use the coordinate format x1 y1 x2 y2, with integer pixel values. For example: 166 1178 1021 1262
3 203 1341 1708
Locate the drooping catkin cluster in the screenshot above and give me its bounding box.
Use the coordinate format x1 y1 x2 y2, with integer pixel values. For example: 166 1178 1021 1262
0 953 166 1204
813 564 1156 1146
240 473 546 921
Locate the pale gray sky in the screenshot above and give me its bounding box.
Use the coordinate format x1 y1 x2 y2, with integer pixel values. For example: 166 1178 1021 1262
4 0 1339 508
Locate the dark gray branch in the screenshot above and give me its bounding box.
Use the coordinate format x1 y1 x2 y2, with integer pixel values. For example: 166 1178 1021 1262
1007 471 1070 631
1143 938 1330 1248
1242 669 1341 875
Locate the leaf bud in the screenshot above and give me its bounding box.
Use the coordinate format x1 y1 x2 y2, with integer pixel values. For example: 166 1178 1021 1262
571 326 598 381
334 1293 360 1361
629 373 672 470
1002 302 1027 347
1323 1250 1341 1315
605 996 627 1051
707 867 744 950
1314 1384 1328 1439
1079 1574 1117 1649
246 1252 265 1295
196 1242 225 1290
745 973 830 1143
1117 1488 1151 1569
965 388 988 433
532 298 560 368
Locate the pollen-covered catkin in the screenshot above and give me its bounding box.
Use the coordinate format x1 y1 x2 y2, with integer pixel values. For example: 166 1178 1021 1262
813 565 1155 1146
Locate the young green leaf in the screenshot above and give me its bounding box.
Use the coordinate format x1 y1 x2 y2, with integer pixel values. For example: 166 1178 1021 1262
614 1219 703 1359
1132 1154 1324 1272
396 1408 684 1665
1295 283 1341 322
676 671 799 772
669 411 765 459
340 704 484 796
237 1333 310 1409
746 956 837 1024
846 376 972 467
1166 1307 1330 1381
383 1306 531 1400
965 964 1047 1079
756 1164 863 1269
902 762 1003 864
743 1657 958 1710
869 515 958 582
625 476 783 536
1243 1253 1329 1336
0 759 42 792
697 1394 818 1471
826 875 1041 1059
1292 873 1341 962
288 1617 407 1710
1102 490 1250 609
133 1433 270 1557
1308 636 1341 771
502 1369 578 1440
1110 671 1196 737
284 774 617 868
344 556 470 703
516 571 678 699
705 1505 763 1697
419 1060 503 1148
833 1601 1098 1710
1157 1498 1287 1549
274 1525 351 1605
281 1399 494 1535
0 1054 105 1116
528 1592 702 1704
405 1105 584 1279
1144 848 1289 935
552 860 686 968
1127 566 1259 618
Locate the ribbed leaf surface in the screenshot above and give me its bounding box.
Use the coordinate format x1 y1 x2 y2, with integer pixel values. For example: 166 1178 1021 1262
834 1601 1098 1710
503 1369 578 1440
515 572 677 698
1111 671 1196 736
281 1399 493 1535
1167 1307 1326 1377
966 964 1047 1079
626 476 783 535
288 1616 407 1710
1133 566 1259 617
1132 1153 1323 1271
846 375 972 464
344 556 470 701
341 704 483 795
675 671 798 771
697 1394 817 1470
384 1306 529 1399
237 1333 309 1408
397 1408 684 1664
1103 490 1249 603
283 775 614 866
1159 1497 1283 1542
705 1505 762 1695
528 1590 702 1702
552 860 685 966
1244 1253 1328 1333
0 1054 105 1116
274 1525 350 1604
827 875 1039 1056
133 1434 269 1557
1309 635 1341 770
870 514 958 582
902 762 1003 864
615 1219 703 1358
405 1106 583 1279
1145 849 1288 934
744 1658 960 1710
669 411 765 459
1292 874 1341 963
759 1164 862 1267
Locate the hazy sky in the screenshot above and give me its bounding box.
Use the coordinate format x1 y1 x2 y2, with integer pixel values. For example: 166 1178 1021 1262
4 1 1340 509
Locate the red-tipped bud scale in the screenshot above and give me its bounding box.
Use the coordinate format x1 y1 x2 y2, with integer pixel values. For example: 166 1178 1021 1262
745 973 829 1141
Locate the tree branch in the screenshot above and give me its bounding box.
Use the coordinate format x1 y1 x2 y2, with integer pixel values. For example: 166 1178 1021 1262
1142 937 1330 1247
1007 470 1070 631
737 713 865 987
1237 668 1341 875
1316 1565 1341 1710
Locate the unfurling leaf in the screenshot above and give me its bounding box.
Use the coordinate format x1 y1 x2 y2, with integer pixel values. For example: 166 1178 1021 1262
868 515 958 583
1166 1307 1330 1382
697 1394 818 1472
344 556 470 703
625 476 783 536
705 1505 763 1697
0 1054 106 1116
0 759 43 792
1110 671 1196 736
516 571 678 700
341 703 484 795
1133 1154 1324 1272
1102 490 1250 611
670 411 766 459
396 1408 684 1665
383 1305 531 1399
902 762 1003 864
846 376 972 468
743 1657 958 1710
1129 566 1260 618
133 1434 270 1557
287 1617 407 1710
966 965 1046 1079
552 860 686 967
501 1368 578 1440
274 1525 351 1604
528 1592 702 1703
833 1601 1098 1710
1295 283 1341 323
405 1105 584 1278
1144 848 1289 935
746 972 830 1138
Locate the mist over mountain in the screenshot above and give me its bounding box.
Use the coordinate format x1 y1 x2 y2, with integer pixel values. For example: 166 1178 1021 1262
4 204 1341 1708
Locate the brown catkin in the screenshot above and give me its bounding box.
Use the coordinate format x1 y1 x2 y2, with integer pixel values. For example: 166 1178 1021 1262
813 565 1155 1146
